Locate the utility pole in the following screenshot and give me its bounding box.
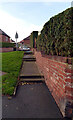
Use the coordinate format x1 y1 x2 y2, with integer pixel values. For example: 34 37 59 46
15 32 18 51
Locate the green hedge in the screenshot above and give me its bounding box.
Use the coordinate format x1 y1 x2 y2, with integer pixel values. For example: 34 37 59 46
37 7 73 57
30 32 33 48
30 31 38 48
0 42 15 48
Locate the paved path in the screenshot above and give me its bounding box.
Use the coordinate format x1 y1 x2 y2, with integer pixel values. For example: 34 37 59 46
20 61 41 76
2 51 63 118
23 54 35 59
20 54 44 82
2 83 62 118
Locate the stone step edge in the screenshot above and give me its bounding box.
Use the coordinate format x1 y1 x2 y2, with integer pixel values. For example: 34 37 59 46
19 75 44 78
23 58 36 60
23 57 36 59
13 78 45 96
20 78 45 82
22 60 36 61
24 53 34 55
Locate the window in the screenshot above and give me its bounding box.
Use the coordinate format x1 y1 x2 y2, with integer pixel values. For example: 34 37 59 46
6 36 8 41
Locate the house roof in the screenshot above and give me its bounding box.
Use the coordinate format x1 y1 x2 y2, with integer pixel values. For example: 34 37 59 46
19 35 30 43
23 36 30 40
11 39 15 42
0 29 10 38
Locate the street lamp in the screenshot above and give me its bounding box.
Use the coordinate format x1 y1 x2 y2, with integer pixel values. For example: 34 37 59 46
15 32 18 51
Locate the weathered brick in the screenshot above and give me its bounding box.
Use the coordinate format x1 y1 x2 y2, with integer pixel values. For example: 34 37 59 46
33 49 73 117
65 86 73 92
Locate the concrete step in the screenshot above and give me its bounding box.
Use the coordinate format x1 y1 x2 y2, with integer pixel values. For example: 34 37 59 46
23 55 36 61
23 55 35 58
20 62 41 75
20 74 44 79
24 51 33 55
20 78 45 82
23 57 36 59
23 58 36 61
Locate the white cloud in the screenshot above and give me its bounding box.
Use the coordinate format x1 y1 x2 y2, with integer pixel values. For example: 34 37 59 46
0 9 42 42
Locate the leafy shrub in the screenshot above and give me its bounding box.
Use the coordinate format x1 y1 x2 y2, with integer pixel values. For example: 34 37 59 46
30 31 38 48
0 42 15 48
37 7 73 57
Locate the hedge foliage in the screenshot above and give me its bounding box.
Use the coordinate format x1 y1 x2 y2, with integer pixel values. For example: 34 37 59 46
30 32 34 48
37 7 73 57
30 31 38 48
0 42 15 48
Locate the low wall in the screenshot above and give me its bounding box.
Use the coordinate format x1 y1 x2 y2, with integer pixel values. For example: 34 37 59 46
0 48 13 52
32 48 73 117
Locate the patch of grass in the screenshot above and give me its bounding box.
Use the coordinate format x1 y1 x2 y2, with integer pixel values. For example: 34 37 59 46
2 51 24 95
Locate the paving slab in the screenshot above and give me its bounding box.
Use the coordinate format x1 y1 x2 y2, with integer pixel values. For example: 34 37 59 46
24 51 33 55
23 55 35 59
20 61 41 76
2 83 63 118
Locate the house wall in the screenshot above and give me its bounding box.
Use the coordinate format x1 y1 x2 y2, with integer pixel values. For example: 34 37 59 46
0 48 13 52
2 35 10 43
0 35 10 43
0 35 2 42
32 48 73 117
23 39 30 45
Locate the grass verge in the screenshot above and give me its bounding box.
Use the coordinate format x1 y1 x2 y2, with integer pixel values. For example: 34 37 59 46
2 51 24 95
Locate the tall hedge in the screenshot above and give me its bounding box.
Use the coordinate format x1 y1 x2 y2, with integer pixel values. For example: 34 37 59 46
37 7 73 57
30 32 33 48
0 42 15 48
30 31 38 48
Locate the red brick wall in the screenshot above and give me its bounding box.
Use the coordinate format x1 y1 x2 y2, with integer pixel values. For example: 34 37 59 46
2 35 10 43
32 48 73 117
0 48 13 52
0 35 2 42
24 39 30 44
20 39 30 45
0 35 10 43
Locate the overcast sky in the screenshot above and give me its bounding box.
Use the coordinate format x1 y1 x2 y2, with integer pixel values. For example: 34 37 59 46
0 1 71 42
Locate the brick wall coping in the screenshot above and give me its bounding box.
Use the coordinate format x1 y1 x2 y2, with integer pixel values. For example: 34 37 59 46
35 50 73 65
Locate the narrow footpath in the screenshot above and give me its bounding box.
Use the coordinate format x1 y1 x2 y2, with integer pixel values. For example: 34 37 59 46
2 51 63 118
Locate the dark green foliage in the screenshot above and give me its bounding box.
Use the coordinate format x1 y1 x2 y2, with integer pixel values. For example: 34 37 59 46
0 42 15 48
37 7 73 57
30 31 38 48
30 33 33 48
